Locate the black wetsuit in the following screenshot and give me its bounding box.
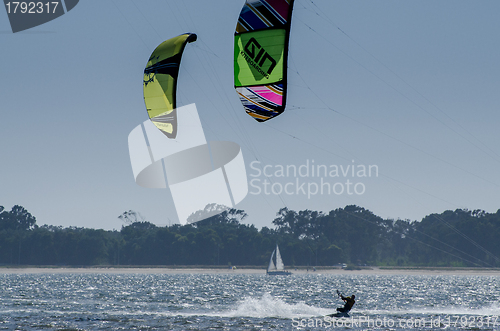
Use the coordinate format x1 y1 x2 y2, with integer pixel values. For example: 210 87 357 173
336 295 355 313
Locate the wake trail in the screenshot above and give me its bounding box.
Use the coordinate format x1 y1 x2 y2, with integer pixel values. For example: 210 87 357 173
163 293 334 319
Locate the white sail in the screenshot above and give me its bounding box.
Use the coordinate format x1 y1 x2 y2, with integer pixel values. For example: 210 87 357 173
266 244 291 275
268 249 276 271
275 245 284 270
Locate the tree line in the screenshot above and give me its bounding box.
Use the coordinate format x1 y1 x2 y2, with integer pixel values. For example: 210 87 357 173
1 204 499 267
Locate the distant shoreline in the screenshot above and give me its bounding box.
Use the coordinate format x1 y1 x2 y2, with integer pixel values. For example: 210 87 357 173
1 266 499 275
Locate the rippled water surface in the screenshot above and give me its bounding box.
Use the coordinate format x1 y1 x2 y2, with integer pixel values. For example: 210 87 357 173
1 272 499 330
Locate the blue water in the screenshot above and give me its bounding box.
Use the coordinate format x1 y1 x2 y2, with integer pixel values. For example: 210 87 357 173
1 272 499 330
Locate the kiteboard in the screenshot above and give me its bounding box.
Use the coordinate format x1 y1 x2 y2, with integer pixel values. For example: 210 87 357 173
326 311 350 318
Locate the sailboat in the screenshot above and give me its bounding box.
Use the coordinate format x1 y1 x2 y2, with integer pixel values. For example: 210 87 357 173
267 244 291 275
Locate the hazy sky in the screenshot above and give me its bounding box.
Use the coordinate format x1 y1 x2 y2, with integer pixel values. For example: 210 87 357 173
1 0 499 230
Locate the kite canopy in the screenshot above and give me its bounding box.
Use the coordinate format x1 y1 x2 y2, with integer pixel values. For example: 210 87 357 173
234 0 294 122
144 33 197 138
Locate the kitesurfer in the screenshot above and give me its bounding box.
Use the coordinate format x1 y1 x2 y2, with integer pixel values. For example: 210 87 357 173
336 291 355 313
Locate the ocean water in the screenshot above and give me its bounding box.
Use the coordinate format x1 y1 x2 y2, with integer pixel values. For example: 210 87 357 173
1 272 499 330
